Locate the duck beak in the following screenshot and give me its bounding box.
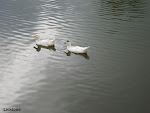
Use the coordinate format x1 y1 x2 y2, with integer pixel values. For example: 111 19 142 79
33 36 36 38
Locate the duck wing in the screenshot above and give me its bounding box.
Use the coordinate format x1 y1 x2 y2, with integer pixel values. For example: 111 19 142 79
69 46 90 53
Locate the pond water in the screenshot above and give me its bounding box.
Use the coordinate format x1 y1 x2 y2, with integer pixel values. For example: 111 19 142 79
0 0 150 113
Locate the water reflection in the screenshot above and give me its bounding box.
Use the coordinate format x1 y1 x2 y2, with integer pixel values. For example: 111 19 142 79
65 51 90 60
33 45 56 52
0 0 149 113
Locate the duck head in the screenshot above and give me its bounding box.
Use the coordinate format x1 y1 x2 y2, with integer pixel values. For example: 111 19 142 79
64 40 71 47
33 35 40 41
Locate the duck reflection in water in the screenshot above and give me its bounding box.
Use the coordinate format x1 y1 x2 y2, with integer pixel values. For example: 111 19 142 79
65 51 90 60
34 45 56 52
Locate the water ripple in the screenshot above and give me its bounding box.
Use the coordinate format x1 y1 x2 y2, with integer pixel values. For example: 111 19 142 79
0 0 149 112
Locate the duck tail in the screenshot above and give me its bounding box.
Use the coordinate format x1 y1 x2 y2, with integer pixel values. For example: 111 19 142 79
84 46 90 53
52 40 55 45
49 39 55 42
86 46 90 49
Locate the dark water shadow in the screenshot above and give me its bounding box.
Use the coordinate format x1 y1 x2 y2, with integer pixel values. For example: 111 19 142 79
33 45 56 52
95 0 146 21
65 51 90 60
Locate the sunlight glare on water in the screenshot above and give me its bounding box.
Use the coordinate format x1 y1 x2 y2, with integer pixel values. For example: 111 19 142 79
0 0 150 113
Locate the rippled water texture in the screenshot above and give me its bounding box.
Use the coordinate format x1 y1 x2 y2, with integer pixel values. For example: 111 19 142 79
0 0 150 113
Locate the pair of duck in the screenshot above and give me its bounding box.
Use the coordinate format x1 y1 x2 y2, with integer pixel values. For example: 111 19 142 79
33 35 90 54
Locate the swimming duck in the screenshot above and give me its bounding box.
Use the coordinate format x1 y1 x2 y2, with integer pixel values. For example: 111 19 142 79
33 35 55 46
64 40 90 54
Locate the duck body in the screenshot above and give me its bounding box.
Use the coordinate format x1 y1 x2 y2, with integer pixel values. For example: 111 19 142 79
36 39 55 46
33 35 55 46
65 41 90 54
67 46 90 53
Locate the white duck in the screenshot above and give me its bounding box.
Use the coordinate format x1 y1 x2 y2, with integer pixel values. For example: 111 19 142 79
33 35 55 46
65 40 90 54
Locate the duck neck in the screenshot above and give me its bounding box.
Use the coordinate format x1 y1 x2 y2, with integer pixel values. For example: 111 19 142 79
36 36 40 41
67 42 71 48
